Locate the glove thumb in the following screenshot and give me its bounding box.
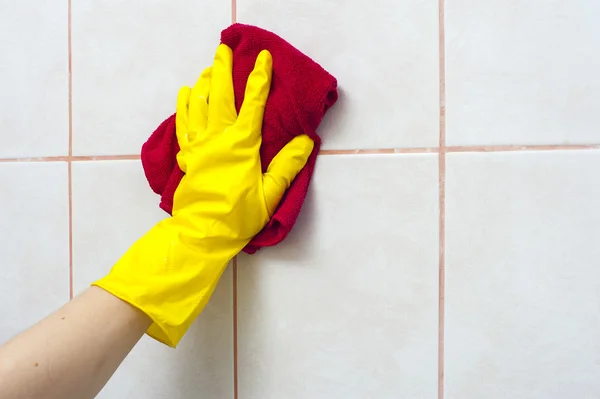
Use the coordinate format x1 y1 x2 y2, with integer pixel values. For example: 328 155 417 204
262 134 315 217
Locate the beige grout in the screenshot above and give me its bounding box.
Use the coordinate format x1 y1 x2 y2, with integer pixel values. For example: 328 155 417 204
68 162 74 300
67 0 74 300
320 148 396 155
446 144 600 153
320 147 437 155
0 155 140 163
232 0 237 25
232 256 238 399
231 4 238 399
0 156 71 163
438 154 446 399
69 155 142 161
438 0 446 397
1 144 599 164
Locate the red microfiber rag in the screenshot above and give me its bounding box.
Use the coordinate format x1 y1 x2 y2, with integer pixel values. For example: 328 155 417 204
141 24 338 254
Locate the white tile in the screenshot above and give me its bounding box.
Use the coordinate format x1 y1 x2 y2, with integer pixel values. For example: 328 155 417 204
237 154 439 399
0 162 69 343
446 1 600 146
237 0 439 150
71 160 167 285
0 2 68 157
445 150 600 398
72 160 233 399
71 1 230 155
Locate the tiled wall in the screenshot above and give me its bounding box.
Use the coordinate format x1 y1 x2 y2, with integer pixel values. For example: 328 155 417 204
1 1 599 398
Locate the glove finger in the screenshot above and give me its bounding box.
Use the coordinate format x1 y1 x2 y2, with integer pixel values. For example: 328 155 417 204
208 44 237 131
176 86 192 150
188 67 212 142
262 134 314 217
237 50 272 144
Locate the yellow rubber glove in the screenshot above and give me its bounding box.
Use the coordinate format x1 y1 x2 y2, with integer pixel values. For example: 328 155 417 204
93 45 314 347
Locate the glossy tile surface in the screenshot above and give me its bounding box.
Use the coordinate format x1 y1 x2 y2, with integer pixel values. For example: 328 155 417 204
446 0 600 145
0 162 69 343
237 154 439 398
445 150 600 398
71 1 230 155
0 2 68 157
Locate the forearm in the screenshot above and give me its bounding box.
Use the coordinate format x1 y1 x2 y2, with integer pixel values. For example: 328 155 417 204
0 286 151 399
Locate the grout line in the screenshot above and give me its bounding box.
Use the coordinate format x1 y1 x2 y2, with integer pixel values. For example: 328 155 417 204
320 148 395 155
445 144 600 153
68 162 74 300
438 0 446 396
438 152 446 399
70 154 142 161
68 0 73 158
0 156 71 163
67 0 74 300
1 144 599 164
231 3 238 398
0 155 142 163
319 147 438 155
232 257 238 399
231 2 238 397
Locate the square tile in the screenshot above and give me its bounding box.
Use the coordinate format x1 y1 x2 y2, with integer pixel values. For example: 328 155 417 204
446 1 600 146
71 1 230 155
445 150 600 398
71 160 167 283
0 2 68 157
71 160 233 399
237 154 439 398
0 162 69 343
237 0 439 150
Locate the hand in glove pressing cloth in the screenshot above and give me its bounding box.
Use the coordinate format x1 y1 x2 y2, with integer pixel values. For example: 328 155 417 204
0 45 313 399
94 44 314 347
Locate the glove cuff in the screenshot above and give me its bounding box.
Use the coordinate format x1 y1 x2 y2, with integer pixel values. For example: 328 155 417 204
92 221 238 347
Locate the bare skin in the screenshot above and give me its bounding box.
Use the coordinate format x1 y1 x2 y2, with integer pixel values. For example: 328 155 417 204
0 287 151 399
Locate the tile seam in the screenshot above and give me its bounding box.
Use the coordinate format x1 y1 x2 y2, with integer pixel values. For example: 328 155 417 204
68 162 73 300
438 151 446 399
232 257 238 399
438 0 446 396
446 144 600 153
232 2 238 399
2 144 600 163
232 0 237 24
67 0 74 300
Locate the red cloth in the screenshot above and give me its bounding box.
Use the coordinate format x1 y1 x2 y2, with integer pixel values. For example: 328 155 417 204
141 24 338 254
